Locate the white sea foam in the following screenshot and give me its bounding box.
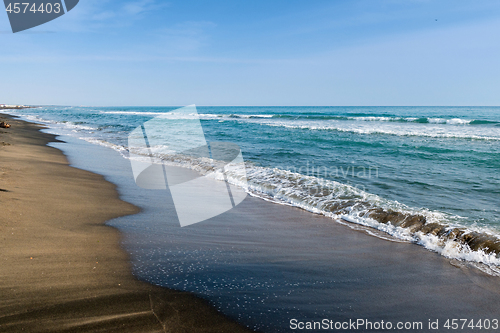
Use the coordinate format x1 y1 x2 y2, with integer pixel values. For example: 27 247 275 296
64 123 98 131
113 112 496 140
417 233 500 266
226 166 500 268
229 114 274 119
100 110 221 119
428 117 472 125
336 116 473 124
253 119 500 141
9 113 99 132
123 151 500 271
347 116 401 122
100 111 275 119
80 137 128 153
101 111 175 116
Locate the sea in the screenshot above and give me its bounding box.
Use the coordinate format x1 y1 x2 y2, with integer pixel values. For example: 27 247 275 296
6 106 500 331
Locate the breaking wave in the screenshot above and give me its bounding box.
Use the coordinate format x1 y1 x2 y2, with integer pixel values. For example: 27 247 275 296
98 111 499 126
123 146 500 273
257 121 500 141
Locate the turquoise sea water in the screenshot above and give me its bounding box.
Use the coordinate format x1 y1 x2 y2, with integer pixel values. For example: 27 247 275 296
7 105 500 331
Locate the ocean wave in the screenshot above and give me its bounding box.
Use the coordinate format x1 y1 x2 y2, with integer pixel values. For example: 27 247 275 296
228 114 275 119
235 167 500 269
98 111 498 126
64 123 98 131
470 119 499 125
99 110 500 131
259 121 500 141
101 111 176 116
101 111 216 118
13 114 99 132
121 147 500 271
79 137 128 153
245 115 500 127
224 114 493 125
427 118 470 125
223 115 483 125
347 116 489 125
343 116 475 124
100 110 222 119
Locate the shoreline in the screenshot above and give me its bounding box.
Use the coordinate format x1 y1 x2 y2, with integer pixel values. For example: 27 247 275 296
0 114 253 332
4 106 500 271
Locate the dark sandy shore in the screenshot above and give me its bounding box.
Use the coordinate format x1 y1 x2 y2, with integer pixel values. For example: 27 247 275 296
2 113 500 333
0 114 252 333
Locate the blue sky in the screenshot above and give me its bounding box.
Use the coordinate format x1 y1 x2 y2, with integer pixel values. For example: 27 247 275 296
1 0 500 106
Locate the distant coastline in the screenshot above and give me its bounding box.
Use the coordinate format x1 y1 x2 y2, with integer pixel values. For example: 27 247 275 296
0 104 34 110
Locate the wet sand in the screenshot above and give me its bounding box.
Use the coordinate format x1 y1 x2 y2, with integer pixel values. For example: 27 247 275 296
0 114 252 333
112 189 500 332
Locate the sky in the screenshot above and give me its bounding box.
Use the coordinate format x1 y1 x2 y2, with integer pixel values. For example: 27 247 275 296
1 0 500 106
